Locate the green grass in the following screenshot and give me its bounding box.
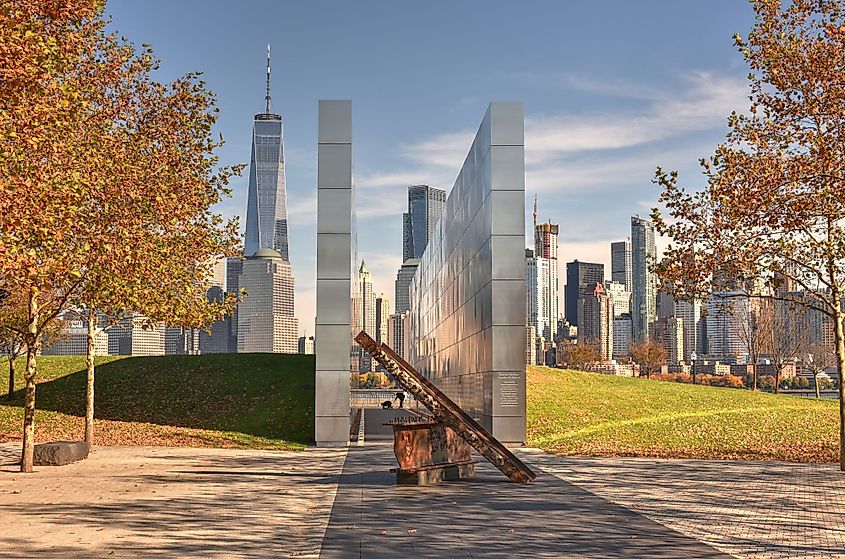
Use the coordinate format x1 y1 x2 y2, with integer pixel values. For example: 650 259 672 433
3 357 837 461
528 366 840 462
0 353 315 450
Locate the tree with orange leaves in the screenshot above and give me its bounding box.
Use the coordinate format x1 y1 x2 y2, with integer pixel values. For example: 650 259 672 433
652 0 845 469
0 0 240 471
629 339 666 380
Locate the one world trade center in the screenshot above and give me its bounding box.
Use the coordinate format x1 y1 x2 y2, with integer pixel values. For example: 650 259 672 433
244 45 289 260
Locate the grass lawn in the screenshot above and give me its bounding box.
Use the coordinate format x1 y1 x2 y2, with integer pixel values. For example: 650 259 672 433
0 353 314 450
527 365 840 462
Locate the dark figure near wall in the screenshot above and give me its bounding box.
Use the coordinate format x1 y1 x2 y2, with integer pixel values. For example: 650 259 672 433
381 400 393 409
395 392 405 408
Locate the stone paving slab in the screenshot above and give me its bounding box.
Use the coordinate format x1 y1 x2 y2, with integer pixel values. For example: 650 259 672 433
0 443 347 558
521 449 845 559
320 440 731 558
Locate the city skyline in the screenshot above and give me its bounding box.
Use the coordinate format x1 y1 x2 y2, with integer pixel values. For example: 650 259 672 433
104 1 757 333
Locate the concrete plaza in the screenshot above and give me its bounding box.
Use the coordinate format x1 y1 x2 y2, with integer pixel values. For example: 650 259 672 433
2 415 844 558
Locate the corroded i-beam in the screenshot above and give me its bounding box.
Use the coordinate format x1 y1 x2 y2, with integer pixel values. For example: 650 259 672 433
355 331 536 484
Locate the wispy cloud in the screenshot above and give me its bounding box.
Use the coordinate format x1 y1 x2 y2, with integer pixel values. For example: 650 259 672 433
371 72 746 195
287 192 316 225
526 72 745 163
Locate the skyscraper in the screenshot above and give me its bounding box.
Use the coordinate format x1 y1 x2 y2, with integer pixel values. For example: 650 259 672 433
653 316 685 365
226 257 243 352
375 293 390 343
108 315 166 356
610 240 632 290
402 185 446 261
706 291 749 359
604 280 631 318
577 282 613 361
631 216 657 342
353 260 376 371
565 260 604 327
533 200 559 340
394 258 420 314
198 286 232 354
244 46 290 260
525 249 550 339
237 248 298 353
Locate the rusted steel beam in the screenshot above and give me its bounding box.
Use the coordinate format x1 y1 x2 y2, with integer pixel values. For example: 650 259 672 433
355 331 536 484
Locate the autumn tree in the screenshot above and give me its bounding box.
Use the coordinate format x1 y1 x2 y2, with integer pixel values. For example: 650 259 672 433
629 339 666 379
763 299 809 394
803 340 836 399
0 0 109 472
0 290 26 401
730 297 773 391
68 45 241 444
0 0 239 469
651 0 845 469
559 340 602 372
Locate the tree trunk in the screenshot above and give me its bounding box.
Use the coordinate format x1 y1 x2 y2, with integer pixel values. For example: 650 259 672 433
6 344 14 401
752 363 758 392
20 289 39 473
814 371 820 399
833 303 845 472
85 309 95 444
774 365 781 395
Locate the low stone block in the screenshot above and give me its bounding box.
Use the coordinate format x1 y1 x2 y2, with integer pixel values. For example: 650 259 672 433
33 441 89 466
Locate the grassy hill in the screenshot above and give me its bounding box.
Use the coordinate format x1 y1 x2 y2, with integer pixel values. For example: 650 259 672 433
0 354 314 450
2 358 838 461
528 366 840 462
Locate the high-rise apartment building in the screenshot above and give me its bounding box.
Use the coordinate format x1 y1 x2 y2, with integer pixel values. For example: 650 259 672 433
394 258 420 314
604 280 631 318
375 293 390 343
237 248 298 353
631 216 657 342
577 282 613 361
533 203 559 340
612 314 633 360
244 46 290 260
525 324 537 365
674 299 705 362
565 260 604 327
387 311 411 360
653 316 685 365
525 249 551 339
706 291 749 359
402 185 446 261
108 315 166 356
610 240 632 290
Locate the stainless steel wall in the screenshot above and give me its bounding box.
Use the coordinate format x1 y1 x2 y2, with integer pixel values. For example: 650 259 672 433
315 100 354 446
409 102 526 444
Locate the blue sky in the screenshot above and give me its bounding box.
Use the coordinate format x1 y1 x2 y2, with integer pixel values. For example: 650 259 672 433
105 0 757 333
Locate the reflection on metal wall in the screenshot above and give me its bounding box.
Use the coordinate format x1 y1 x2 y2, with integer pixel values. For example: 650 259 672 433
315 100 354 446
409 103 526 444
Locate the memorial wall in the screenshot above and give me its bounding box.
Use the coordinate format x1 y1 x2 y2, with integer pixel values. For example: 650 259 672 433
408 102 526 444
315 100 355 446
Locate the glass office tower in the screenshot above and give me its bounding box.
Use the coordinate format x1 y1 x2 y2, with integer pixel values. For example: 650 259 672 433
402 185 446 261
244 47 289 260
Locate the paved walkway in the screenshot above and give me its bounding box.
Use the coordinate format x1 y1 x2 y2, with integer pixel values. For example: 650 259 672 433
2 415 844 558
0 444 347 558
321 442 730 558
523 450 845 559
